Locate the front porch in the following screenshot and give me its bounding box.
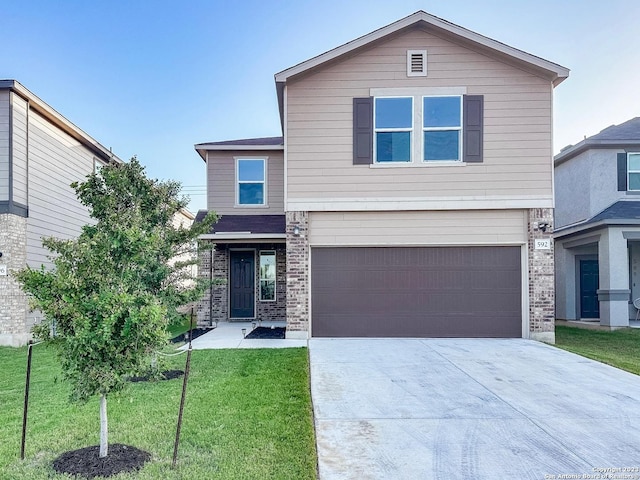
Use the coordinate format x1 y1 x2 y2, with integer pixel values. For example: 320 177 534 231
556 224 640 328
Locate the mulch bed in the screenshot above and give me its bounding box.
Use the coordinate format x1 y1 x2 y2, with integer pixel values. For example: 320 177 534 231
245 326 286 339
52 443 150 478
129 369 184 383
170 327 211 344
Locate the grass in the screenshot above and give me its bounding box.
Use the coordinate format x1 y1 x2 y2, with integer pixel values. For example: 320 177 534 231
0 345 317 479
555 325 640 375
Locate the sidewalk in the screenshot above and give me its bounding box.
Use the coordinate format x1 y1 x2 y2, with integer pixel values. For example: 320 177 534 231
183 321 308 350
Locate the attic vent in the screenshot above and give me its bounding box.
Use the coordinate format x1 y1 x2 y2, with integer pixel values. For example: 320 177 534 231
407 50 427 77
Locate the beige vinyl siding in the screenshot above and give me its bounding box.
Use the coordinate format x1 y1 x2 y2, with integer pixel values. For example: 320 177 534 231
286 27 553 208
206 150 284 215
0 91 9 200
26 110 95 269
11 93 28 205
309 210 527 246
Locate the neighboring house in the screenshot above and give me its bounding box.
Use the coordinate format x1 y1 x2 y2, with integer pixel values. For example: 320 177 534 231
0 80 121 346
555 117 640 328
195 11 569 342
171 208 197 288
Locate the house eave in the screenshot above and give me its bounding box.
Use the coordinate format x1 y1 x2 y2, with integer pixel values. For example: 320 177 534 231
555 139 640 165
0 79 122 164
195 144 284 161
199 233 287 241
554 219 640 239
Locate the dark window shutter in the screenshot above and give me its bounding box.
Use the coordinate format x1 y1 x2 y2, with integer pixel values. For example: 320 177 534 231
617 152 628 191
353 97 373 165
463 95 483 163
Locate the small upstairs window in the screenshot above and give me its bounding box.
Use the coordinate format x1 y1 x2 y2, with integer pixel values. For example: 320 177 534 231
374 97 413 162
628 153 640 191
236 158 266 205
423 96 462 162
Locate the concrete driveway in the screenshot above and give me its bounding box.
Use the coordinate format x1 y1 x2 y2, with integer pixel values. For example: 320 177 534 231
309 338 640 480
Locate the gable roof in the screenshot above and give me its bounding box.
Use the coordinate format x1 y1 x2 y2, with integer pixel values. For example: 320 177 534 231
274 10 570 128
554 200 640 238
555 117 640 165
194 136 283 161
195 212 286 240
0 80 122 164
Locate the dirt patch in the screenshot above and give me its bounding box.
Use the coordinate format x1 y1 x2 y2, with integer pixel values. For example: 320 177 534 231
52 443 150 478
245 326 286 339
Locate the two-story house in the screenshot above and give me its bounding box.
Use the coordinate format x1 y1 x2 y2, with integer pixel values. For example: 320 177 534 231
195 11 569 343
555 117 640 328
0 80 121 346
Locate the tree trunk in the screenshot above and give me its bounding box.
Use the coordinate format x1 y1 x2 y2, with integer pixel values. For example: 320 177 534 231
100 394 108 457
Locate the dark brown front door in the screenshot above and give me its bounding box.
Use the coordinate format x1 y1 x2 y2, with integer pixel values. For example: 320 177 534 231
230 250 255 319
311 246 522 338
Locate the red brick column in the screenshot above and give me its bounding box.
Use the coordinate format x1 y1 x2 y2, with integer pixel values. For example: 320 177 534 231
285 211 309 338
528 208 555 343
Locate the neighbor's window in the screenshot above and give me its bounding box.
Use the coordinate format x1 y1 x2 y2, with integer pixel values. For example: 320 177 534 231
423 96 462 161
374 97 412 162
628 153 640 191
259 251 276 301
236 158 266 205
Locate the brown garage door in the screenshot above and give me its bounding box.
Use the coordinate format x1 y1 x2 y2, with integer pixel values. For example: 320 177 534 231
311 246 522 338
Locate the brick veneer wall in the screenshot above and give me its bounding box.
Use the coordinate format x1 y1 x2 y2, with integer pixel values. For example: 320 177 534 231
196 241 287 326
285 211 309 338
0 213 29 347
528 207 555 343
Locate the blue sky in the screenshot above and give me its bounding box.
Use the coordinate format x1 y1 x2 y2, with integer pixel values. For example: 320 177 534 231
2 0 639 212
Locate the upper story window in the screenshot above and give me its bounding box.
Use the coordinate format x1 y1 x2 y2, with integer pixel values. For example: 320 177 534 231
373 95 464 164
423 96 462 161
374 97 412 162
236 158 266 205
628 153 640 191
353 92 483 166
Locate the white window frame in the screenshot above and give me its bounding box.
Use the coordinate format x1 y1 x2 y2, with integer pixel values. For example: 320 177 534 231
421 95 463 163
628 152 640 191
259 250 276 302
235 157 267 207
373 96 413 164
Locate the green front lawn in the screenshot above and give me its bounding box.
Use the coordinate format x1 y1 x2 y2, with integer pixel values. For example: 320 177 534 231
555 325 640 375
0 346 317 479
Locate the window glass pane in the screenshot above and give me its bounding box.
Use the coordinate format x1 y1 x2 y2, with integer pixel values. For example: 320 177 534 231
260 280 275 301
629 173 640 191
423 97 461 128
238 159 264 181
260 253 276 280
376 132 411 162
239 183 264 204
375 97 412 128
629 153 640 171
424 131 460 161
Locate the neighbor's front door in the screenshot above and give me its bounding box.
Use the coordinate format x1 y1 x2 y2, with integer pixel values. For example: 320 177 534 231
580 259 599 319
230 250 255 319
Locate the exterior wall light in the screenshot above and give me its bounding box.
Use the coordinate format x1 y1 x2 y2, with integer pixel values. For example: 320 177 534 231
293 226 300 236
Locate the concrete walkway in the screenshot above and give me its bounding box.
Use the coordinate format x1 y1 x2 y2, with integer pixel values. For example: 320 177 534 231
309 338 640 480
184 321 307 349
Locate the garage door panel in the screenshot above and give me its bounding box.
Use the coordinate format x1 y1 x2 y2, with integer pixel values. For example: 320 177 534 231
311 246 522 338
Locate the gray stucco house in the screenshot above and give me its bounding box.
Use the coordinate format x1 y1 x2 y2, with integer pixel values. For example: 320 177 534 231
555 117 640 328
195 11 569 342
0 80 120 346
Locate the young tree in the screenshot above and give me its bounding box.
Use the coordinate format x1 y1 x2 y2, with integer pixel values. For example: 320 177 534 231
17 158 216 458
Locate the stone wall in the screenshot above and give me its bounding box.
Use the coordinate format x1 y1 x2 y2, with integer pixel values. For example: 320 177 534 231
528 207 555 343
0 213 29 346
285 211 309 338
